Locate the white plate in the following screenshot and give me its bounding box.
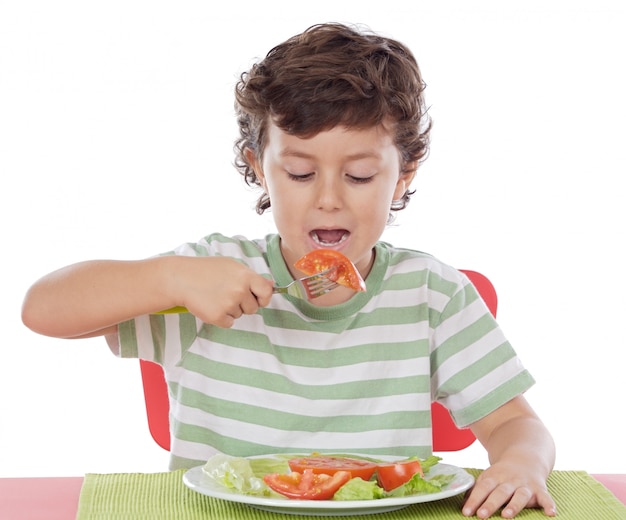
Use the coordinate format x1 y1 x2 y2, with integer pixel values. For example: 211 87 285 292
183 455 475 516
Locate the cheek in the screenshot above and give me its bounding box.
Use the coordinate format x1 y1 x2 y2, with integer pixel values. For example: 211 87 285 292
362 185 395 213
266 183 302 218
354 195 392 230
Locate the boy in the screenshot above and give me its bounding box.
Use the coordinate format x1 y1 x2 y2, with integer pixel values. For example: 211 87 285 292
22 23 556 518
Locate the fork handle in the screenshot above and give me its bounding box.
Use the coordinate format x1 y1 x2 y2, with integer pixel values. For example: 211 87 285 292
154 306 189 314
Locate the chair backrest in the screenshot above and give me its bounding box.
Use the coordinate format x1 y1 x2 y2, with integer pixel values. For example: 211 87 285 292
140 269 498 453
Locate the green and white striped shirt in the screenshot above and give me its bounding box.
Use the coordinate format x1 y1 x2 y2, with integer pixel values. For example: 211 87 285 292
118 233 534 470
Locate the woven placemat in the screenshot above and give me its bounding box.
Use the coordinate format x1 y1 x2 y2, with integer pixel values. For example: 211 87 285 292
75 468 626 519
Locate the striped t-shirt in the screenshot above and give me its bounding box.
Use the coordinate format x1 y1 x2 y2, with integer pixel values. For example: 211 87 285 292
117 233 534 470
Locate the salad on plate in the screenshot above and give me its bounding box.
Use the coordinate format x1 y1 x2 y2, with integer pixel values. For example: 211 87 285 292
200 453 455 501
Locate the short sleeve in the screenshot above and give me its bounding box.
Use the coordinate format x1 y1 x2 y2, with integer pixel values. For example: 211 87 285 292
431 274 535 427
116 313 200 368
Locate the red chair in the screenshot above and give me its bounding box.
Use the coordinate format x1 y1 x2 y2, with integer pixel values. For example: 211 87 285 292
140 269 497 453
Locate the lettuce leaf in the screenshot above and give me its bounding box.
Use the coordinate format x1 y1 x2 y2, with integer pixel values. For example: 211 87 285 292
332 477 386 501
385 471 455 497
248 456 291 477
419 455 443 474
202 454 281 496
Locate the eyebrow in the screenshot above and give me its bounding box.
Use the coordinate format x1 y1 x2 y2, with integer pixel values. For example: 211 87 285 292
279 148 382 161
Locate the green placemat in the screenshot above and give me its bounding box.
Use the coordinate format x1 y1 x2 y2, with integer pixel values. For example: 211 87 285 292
76 469 626 519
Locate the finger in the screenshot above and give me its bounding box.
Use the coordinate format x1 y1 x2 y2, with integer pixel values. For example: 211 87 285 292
240 293 262 315
501 486 557 519
462 477 499 517
228 306 243 320
251 277 275 307
215 305 241 328
464 482 516 519
536 489 557 517
211 314 235 328
500 486 533 518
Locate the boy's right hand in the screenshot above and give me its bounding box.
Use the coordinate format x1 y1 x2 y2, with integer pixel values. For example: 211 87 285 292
168 256 275 328
22 256 276 338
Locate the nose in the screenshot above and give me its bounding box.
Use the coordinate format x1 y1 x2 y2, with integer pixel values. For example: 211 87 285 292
315 175 343 211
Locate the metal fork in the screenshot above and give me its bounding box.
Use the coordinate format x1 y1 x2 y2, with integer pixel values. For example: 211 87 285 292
154 268 339 314
272 268 339 300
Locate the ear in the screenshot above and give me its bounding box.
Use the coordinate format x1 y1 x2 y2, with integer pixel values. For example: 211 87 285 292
244 148 267 190
393 161 418 199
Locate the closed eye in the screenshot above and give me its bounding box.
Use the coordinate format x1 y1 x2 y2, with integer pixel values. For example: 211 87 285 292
287 172 314 182
347 174 375 184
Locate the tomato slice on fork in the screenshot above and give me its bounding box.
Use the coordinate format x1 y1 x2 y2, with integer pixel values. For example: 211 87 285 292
295 250 366 292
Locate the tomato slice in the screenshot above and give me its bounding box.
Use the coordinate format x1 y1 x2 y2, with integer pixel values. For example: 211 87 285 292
288 456 377 481
375 459 424 491
263 468 352 500
294 250 366 292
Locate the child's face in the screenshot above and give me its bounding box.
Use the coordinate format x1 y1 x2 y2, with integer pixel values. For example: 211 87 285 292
249 121 415 283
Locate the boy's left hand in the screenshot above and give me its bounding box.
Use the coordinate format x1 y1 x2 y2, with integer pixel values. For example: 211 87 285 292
462 460 556 518
463 395 557 518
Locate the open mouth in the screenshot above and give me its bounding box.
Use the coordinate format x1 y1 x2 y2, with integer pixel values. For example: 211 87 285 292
311 229 349 247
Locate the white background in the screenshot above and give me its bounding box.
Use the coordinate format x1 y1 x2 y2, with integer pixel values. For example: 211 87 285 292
1 0 624 477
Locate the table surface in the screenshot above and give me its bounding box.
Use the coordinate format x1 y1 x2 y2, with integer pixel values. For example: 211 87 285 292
0 473 624 520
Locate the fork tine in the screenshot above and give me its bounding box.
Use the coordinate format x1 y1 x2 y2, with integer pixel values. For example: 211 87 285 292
303 268 340 298
306 278 338 292
309 281 340 298
307 267 336 279
305 274 335 286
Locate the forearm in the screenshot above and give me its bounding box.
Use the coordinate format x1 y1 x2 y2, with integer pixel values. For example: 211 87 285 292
482 414 556 477
21 257 178 338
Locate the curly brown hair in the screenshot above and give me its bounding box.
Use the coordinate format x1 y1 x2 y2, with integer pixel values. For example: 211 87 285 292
234 23 432 214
